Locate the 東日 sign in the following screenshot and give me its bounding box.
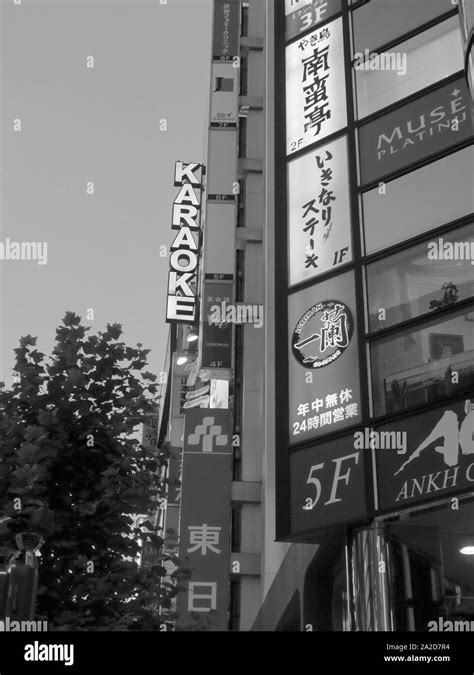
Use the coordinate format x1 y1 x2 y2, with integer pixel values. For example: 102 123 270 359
176 410 233 631
166 162 204 323
286 17 347 156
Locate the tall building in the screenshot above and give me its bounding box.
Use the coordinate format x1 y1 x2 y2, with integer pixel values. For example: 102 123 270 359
158 0 474 632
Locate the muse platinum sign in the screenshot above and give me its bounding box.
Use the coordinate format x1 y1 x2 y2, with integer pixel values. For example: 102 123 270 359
358 77 473 186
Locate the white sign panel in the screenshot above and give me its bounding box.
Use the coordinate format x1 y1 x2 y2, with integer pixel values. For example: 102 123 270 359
210 63 238 128
166 162 204 323
288 135 352 286
209 379 229 409
286 17 347 156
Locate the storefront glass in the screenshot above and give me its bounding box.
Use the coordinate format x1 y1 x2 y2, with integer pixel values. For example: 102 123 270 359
355 16 463 119
351 0 453 54
366 224 474 332
370 306 474 417
361 147 474 254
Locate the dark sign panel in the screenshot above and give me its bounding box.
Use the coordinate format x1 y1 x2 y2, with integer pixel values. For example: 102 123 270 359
141 542 162 571
288 271 362 445
290 434 367 534
201 279 233 370
285 0 342 41
376 398 474 512
176 410 233 631
213 0 240 61
358 77 473 186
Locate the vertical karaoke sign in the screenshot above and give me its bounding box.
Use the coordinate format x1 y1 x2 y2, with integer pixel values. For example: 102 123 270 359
176 409 233 631
166 162 205 323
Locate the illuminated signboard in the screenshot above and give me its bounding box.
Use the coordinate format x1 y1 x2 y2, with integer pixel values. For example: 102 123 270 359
166 161 204 324
376 398 474 512
285 0 342 41
358 77 473 186
288 134 352 286
176 410 233 631
210 379 229 408
288 271 361 445
290 434 367 534
286 17 347 156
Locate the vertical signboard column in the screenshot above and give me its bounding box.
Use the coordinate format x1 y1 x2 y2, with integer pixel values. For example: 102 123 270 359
276 1 370 540
176 409 233 630
200 0 240 373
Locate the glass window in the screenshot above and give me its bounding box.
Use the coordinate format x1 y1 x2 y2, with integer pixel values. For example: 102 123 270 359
355 16 463 119
352 0 454 55
362 147 474 255
370 306 474 417
366 224 474 332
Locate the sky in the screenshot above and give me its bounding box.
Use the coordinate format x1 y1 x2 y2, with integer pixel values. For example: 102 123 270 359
0 0 212 387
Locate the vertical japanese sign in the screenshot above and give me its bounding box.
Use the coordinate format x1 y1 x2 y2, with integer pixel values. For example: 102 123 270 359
285 0 342 41
213 0 240 61
288 135 351 286
142 409 159 451
288 271 361 445
201 276 233 370
286 16 346 156
176 409 233 631
166 161 204 323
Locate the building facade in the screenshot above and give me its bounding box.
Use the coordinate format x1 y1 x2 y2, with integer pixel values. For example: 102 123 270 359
158 0 474 632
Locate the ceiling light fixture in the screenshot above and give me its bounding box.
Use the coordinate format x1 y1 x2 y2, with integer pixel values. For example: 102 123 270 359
460 546 474 555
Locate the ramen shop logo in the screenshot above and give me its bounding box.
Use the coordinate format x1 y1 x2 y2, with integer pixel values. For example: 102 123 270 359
292 300 353 368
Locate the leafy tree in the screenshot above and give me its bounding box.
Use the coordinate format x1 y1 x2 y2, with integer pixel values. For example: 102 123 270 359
0 312 177 630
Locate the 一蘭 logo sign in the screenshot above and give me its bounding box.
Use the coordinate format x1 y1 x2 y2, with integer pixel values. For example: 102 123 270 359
291 299 354 368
